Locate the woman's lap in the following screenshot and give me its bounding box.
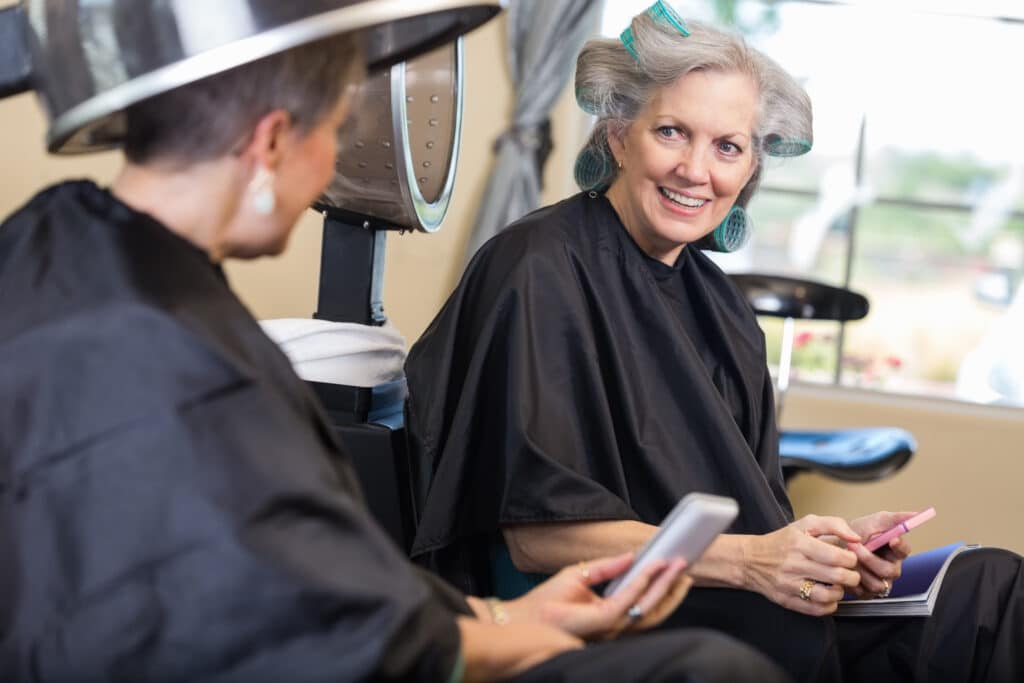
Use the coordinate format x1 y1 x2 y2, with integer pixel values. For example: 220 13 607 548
837 547 1024 683
508 629 792 683
660 586 842 682
660 549 1024 682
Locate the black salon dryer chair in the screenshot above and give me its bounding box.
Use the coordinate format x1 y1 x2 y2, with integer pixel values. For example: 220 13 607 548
262 10 497 554
729 273 917 483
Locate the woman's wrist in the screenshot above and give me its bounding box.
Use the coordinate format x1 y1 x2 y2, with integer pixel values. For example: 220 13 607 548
689 534 758 590
466 595 515 626
484 597 511 625
464 596 493 622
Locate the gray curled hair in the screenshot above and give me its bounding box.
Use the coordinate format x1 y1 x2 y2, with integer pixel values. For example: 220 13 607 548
574 16 812 205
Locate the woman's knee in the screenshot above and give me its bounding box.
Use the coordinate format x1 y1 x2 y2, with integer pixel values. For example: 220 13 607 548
654 628 793 683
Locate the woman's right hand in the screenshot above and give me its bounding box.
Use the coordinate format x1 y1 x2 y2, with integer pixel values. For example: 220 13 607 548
744 515 863 616
505 552 690 640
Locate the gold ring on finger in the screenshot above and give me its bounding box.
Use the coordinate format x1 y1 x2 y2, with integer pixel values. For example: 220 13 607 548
799 578 815 601
876 578 891 599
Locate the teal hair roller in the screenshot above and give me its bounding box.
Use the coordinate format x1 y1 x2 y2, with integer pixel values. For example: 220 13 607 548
620 0 689 62
765 135 812 157
575 84 600 116
647 0 689 36
620 26 639 60
695 206 751 252
574 147 615 191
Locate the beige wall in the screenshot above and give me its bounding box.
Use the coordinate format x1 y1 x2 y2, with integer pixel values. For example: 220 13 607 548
3 6 1022 557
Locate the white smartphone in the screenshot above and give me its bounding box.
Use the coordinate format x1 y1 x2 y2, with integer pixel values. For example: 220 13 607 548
603 492 739 597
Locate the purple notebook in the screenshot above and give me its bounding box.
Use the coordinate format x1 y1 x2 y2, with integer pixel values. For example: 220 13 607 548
837 542 975 617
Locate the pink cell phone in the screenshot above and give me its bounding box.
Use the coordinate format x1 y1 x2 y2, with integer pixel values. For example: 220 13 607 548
863 507 936 552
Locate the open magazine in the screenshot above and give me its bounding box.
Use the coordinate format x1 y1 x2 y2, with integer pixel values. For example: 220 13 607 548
836 542 978 617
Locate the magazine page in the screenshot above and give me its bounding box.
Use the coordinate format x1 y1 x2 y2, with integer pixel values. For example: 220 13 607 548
836 543 976 617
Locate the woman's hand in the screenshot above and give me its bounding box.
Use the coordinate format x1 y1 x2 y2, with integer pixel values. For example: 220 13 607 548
504 552 691 640
844 511 915 599
743 515 863 616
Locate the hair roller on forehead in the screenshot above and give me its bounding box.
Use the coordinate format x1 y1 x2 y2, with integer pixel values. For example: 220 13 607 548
572 11 814 245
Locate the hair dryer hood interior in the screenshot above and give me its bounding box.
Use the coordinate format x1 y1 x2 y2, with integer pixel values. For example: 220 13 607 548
0 0 502 153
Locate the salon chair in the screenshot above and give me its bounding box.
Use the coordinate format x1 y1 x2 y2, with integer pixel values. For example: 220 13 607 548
728 273 916 483
270 35 474 554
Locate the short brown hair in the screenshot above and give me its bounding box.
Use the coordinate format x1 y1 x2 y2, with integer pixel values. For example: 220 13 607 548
123 34 363 165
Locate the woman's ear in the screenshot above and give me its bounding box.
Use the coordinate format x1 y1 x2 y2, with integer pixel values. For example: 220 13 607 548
243 108 293 171
606 122 628 167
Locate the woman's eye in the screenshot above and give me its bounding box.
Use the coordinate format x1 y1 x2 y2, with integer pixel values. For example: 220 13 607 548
656 126 679 139
719 141 741 155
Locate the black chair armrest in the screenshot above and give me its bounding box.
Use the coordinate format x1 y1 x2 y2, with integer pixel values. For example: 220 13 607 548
730 273 869 322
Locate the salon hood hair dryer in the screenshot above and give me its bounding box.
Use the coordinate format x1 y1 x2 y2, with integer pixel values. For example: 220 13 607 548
0 0 497 321
0 0 500 153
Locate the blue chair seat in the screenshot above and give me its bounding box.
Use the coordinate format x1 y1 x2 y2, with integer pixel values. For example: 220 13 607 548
779 427 916 482
492 541 547 599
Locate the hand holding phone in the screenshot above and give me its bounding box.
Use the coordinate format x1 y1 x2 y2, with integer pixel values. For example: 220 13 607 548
603 493 738 598
864 507 936 552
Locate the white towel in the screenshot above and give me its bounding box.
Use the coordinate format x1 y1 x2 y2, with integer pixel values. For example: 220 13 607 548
260 318 407 388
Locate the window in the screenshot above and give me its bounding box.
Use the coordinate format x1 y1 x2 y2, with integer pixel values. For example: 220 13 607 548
599 0 1024 407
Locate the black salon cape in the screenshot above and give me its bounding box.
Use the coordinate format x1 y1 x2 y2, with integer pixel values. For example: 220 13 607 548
407 192 793 592
0 181 465 682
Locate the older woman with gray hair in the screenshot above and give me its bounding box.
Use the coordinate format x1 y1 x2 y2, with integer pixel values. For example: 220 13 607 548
407 5 1024 681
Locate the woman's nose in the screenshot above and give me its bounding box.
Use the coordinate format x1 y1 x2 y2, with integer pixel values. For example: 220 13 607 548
674 146 710 184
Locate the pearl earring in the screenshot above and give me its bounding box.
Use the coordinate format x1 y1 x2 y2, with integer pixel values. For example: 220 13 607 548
250 166 276 215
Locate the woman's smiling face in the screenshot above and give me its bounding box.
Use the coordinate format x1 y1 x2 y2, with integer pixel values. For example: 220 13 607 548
605 69 759 265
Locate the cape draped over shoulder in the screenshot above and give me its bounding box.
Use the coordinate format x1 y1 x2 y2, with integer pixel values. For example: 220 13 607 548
0 181 464 681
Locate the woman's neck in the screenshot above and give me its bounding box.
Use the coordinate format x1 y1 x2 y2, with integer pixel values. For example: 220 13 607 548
110 158 247 262
604 181 685 266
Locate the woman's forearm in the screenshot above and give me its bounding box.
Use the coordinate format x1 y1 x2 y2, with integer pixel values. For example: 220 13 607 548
686 534 754 589
502 520 756 591
457 617 508 682
502 520 657 574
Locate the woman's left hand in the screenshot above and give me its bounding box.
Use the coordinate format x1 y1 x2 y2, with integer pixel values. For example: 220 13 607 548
504 552 691 640
844 511 915 599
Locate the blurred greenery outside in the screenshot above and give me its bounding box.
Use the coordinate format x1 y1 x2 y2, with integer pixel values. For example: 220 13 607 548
753 148 1023 398
700 0 1024 404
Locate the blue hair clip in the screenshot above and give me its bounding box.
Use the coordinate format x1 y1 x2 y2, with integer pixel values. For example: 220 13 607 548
621 1 690 61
